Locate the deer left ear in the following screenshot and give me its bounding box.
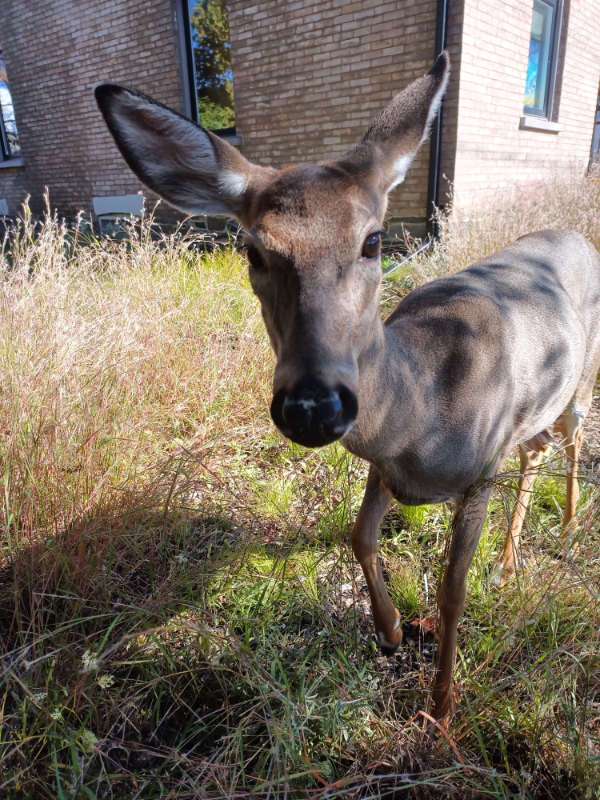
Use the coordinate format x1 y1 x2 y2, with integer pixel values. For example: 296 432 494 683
338 52 450 194
94 84 275 222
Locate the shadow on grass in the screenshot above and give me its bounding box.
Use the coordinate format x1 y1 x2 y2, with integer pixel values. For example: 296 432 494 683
1 453 599 798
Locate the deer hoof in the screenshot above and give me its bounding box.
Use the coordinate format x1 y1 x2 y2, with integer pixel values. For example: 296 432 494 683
376 613 403 656
377 630 402 656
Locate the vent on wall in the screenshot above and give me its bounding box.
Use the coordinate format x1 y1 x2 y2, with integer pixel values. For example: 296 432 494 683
0 199 8 215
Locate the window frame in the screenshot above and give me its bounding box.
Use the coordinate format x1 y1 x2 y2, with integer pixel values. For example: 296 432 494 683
523 0 563 120
176 0 237 137
176 0 200 125
0 54 21 162
0 114 12 162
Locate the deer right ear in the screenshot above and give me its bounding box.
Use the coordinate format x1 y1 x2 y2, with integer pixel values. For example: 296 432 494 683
338 52 450 195
94 84 274 221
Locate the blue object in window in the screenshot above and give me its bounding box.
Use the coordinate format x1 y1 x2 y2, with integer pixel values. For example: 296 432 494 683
0 53 20 159
523 0 559 118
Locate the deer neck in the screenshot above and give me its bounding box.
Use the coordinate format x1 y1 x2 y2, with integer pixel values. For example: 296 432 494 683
342 311 414 463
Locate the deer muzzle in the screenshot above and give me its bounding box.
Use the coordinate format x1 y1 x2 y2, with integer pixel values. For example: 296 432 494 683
270 377 358 448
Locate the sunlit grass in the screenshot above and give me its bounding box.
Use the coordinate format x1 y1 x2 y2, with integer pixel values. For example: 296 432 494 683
0 185 599 798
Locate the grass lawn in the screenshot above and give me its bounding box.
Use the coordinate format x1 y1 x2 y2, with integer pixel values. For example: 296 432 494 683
1 180 600 798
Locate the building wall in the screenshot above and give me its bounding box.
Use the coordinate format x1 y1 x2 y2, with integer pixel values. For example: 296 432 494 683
450 0 600 208
0 0 184 219
229 0 438 234
4 0 595 231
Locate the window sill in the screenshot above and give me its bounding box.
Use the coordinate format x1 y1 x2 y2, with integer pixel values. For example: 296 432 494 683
0 157 25 168
519 116 564 134
219 134 242 146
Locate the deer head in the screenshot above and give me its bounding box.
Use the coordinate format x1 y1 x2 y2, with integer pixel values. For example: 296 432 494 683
95 53 449 448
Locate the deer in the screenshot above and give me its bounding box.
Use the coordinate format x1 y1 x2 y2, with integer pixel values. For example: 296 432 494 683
95 52 600 724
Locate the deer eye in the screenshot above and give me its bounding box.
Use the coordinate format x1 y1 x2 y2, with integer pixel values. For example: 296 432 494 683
244 245 265 270
361 233 381 260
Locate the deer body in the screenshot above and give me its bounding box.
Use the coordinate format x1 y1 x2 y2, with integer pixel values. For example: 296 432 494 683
95 53 600 724
345 230 597 505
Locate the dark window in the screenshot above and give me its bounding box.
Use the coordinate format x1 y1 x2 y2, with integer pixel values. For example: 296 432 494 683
524 0 562 119
0 50 21 160
183 0 235 135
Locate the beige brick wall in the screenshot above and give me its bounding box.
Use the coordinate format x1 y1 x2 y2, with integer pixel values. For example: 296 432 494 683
229 0 438 225
449 0 600 208
0 0 183 219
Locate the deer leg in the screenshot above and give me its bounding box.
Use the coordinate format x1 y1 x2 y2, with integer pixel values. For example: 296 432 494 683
350 465 400 655
432 481 494 724
491 431 553 587
554 406 585 538
563 425 584 536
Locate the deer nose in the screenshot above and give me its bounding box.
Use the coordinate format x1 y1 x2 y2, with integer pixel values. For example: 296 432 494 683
270 378 358 448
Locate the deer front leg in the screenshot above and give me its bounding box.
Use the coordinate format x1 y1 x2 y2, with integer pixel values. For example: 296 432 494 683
432 482 495 724
351 465 400 654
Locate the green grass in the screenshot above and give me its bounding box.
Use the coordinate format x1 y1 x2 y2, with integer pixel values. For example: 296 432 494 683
0 190 599 798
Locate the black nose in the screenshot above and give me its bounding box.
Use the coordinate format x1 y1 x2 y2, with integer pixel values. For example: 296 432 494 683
270 378 358 448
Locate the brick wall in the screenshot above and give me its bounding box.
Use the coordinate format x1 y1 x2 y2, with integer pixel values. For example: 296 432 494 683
229 0 438 231
0 0 183 219
449 0 600 208
3 0 598 232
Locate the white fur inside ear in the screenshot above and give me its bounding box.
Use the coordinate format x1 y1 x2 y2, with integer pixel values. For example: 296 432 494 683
219 171 248 197
390 154 413 189
388 67 449 190
421 66 450 145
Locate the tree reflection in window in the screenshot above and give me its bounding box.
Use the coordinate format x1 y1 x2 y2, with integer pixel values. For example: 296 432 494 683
0 52 20 158
189 0 235 133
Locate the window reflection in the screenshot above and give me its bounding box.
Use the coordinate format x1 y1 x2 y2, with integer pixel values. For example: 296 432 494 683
591 88 600 168
188 0 235 133
0 52 20 158
524 0 556 115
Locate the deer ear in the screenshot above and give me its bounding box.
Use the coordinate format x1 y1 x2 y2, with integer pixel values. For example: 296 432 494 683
338 51 450 194
94 84 273 221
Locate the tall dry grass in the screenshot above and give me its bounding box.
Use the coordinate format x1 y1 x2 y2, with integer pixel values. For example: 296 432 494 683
409 169 600 284
1 204 273 591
